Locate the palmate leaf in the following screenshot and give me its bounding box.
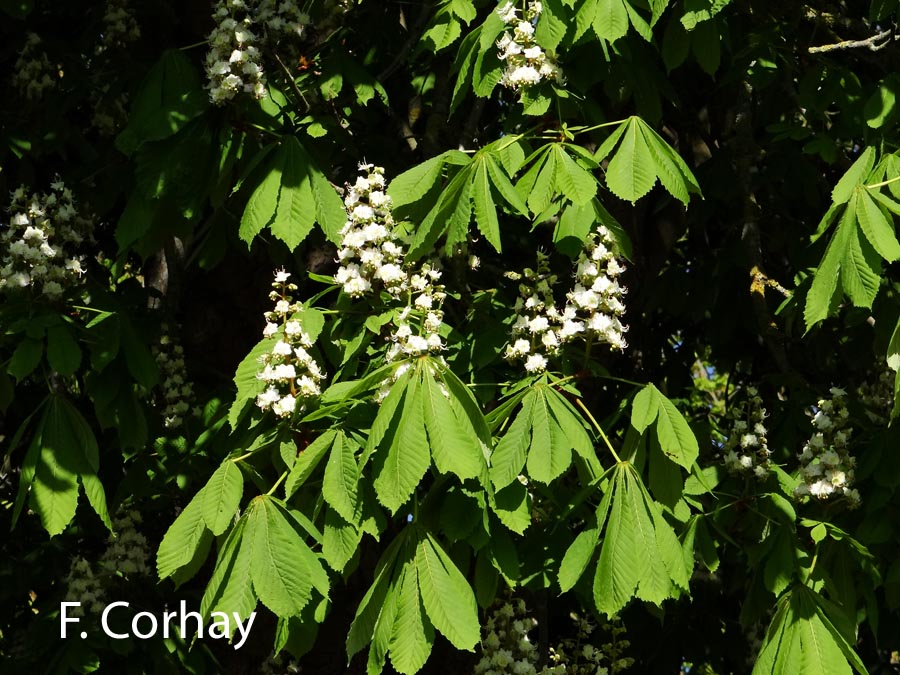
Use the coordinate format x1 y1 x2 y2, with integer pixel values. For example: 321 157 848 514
348 531 408 662
26 396 112 536
596 117 701 205
592 463 689 616
805 178 900 329
247 496 328 619
630 384 698 469
752 586 868 675
238 136 343 249
401 140 528 258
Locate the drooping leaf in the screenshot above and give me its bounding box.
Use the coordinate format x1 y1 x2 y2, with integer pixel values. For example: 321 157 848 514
415 531 480 651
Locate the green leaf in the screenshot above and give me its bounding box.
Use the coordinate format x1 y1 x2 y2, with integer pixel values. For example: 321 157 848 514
116 49 207 154
536 0 568 50
388 152 455 209
422 372 483 481
423 12 462 51
472 160 502 252
805 212 852 330
840 221 881 307
158 488 211 580
653 389 699 469
752 587 867 675
47 324 81 376
323 509 363 572
388 561 435 675
80 470 113 533
485 154 529 216
491 480 532 534
200 517 258 627
865 74 900 129
593 464 687 616
30 400 81 536
631 385 659 432
856 188 900 261
832 148 875 205
8 337 43 381
526 389 572 484
605 118 657 202
285 430 336 499
228 336 273 429
558 527 599 592
311 168 346 243
593 0 630 43
323 432 361 524
249 496 323 618
415 531 480 651
202 460 244 536
554 145 598 205
347 531 407 661
374 373 431 513
887 315 900 372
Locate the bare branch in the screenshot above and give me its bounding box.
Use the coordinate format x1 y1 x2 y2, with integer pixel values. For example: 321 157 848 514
808 29 893 53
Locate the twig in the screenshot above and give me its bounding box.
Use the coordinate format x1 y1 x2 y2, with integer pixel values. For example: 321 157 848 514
809 29 893 53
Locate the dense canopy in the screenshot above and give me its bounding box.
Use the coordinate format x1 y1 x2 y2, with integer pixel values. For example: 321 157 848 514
2 1 900 673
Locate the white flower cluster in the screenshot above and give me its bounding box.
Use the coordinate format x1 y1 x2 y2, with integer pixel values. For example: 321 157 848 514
205 0 309 105
496 1 562 90
385 263 447 362
97 509 152 577
0 182 92 299
335 164 447 379
504 231 628 374
256 270 325 418
475 598 541 675
12 33 57 100
64 509 151 617
566 226 628 351
64 557 106 617
504 252 564 375
795 388 860 506
151 323 195 429
335 165 407 297
475 596 633 675
721 387 771 479
859 369 893 425
98 0 140 53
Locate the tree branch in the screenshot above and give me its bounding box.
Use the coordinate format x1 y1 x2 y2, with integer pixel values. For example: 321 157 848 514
808 29 893 53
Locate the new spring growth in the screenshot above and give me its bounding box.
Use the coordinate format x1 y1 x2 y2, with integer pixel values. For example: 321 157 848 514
256 270 325 418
